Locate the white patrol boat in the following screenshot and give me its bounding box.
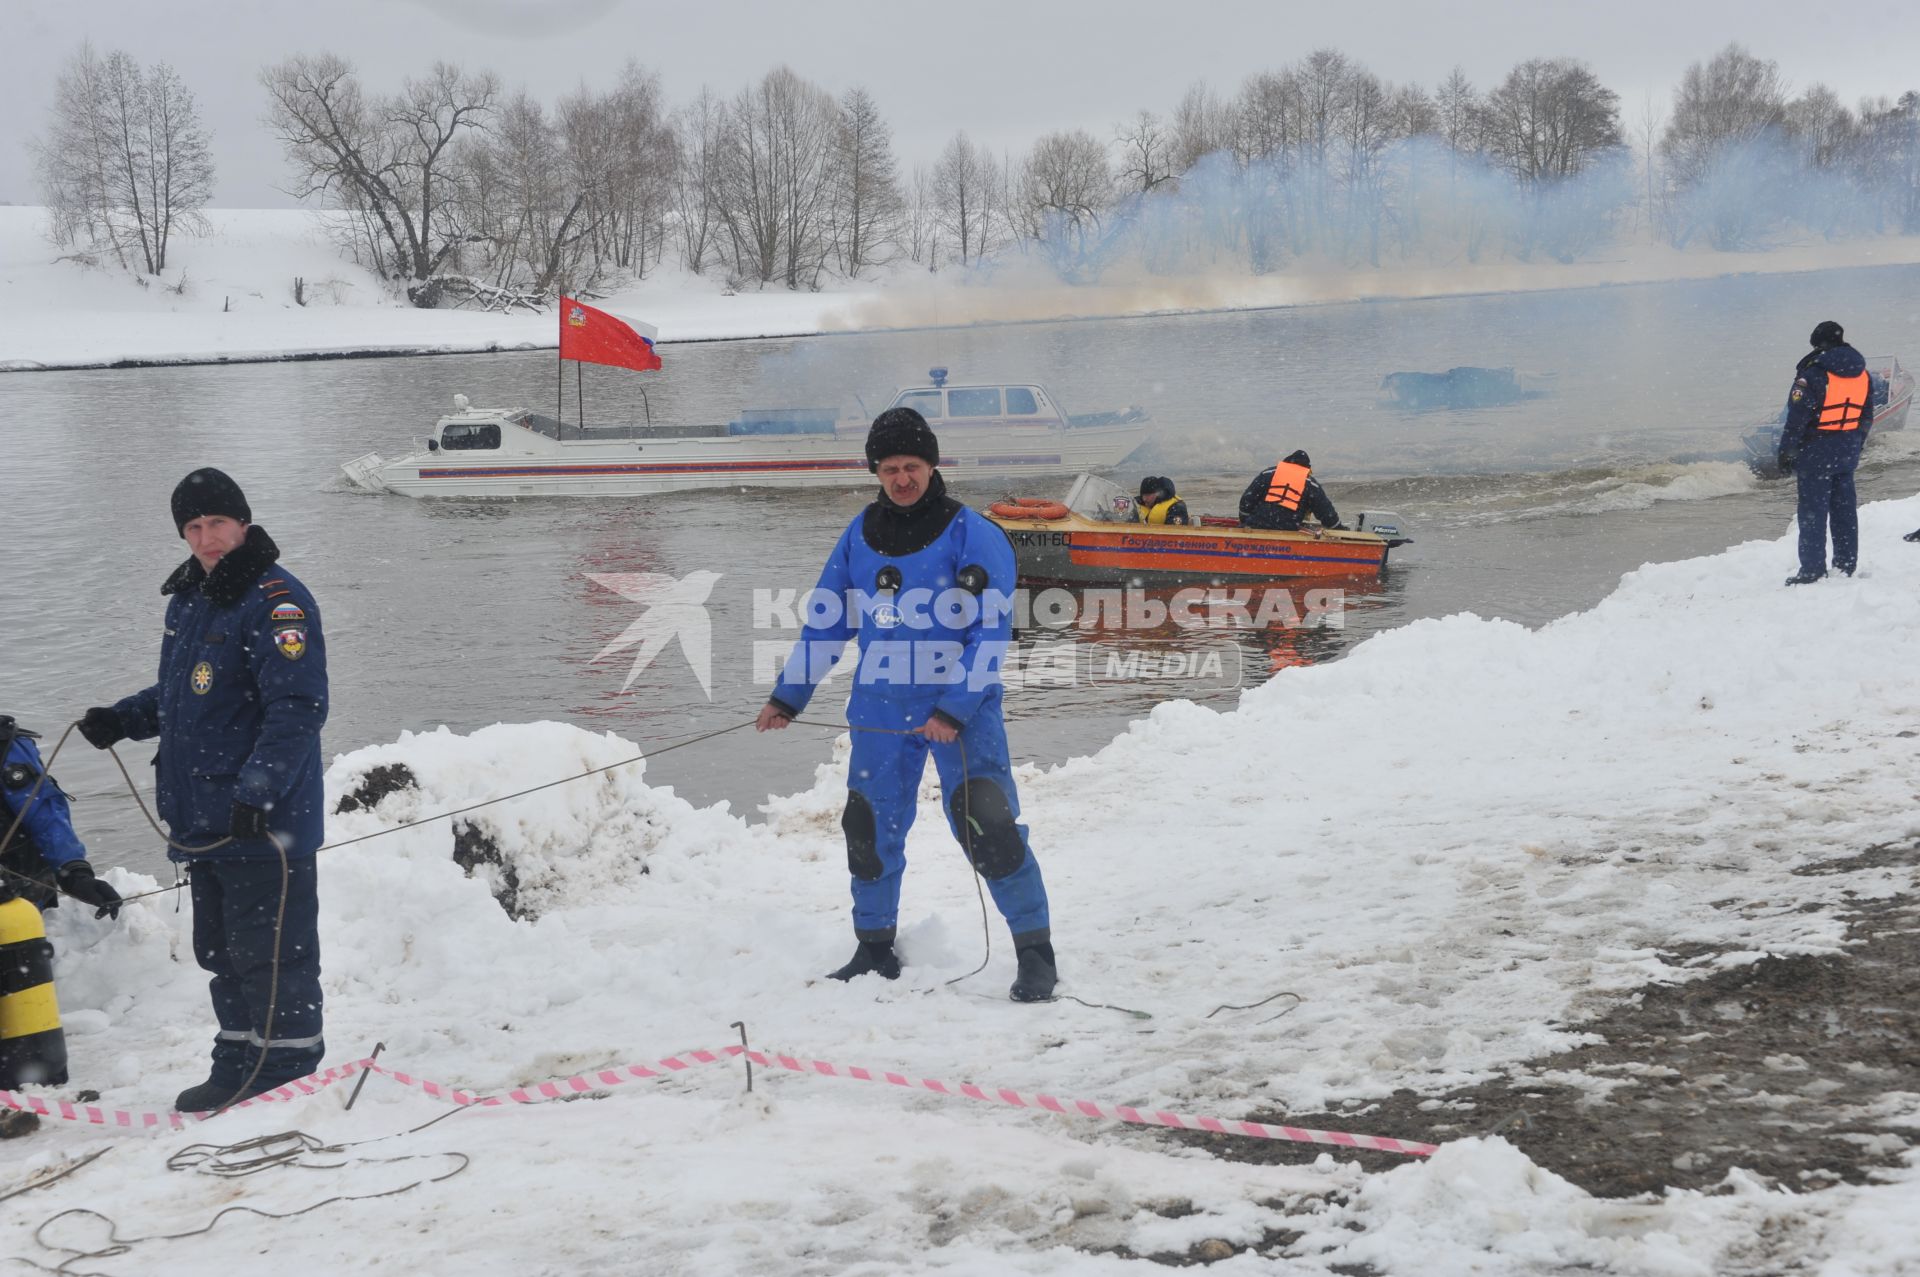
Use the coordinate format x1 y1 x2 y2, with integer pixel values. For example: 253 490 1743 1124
341 370 1152 498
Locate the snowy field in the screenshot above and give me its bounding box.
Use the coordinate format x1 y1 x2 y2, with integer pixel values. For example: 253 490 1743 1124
5 205 1920 370
7 497 1920 1274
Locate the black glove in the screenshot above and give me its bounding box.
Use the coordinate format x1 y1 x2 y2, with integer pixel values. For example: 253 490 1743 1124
1776 449 1796 475
77 707 125 750
56 861 122 921
229 802 271 840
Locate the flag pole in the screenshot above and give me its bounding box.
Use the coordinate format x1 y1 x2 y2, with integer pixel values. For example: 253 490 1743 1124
556 299 564 441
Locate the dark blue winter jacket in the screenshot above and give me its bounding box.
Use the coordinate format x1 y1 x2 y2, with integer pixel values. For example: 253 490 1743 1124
109 527 329 861
1781 343 1877 453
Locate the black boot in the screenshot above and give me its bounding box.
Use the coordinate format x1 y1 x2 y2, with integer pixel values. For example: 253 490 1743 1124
827 939 901 982
175 1076 271 1113
1906 528 1920 543
1009 941 1058 1003
1784 570 1826 586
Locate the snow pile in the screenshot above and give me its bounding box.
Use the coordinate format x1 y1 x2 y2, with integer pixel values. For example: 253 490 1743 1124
13 498 1920 1271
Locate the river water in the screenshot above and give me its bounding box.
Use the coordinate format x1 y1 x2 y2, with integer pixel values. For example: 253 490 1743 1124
6 265 1920 873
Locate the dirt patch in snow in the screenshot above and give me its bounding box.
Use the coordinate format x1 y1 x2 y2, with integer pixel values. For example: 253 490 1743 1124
1185 839 1920 1199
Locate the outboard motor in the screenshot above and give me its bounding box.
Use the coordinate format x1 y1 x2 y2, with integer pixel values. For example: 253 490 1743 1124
1355 511 1412 548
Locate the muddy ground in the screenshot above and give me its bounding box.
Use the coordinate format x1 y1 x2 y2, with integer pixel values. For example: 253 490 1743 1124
1176 839 1920 1204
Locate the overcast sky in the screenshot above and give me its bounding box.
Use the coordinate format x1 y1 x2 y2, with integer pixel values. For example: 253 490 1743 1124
5 0 1918 207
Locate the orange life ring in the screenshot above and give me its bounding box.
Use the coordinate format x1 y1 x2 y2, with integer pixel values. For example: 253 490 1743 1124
988 497 1071 520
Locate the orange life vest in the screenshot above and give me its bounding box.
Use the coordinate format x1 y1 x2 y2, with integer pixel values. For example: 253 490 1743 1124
1816 371 1870 431
1263 460 1310 511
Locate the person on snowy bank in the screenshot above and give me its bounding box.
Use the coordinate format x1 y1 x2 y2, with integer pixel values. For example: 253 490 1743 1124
1778 320 1879 586
1 715 123 920
755 407 1058 1003
77 468 329 1112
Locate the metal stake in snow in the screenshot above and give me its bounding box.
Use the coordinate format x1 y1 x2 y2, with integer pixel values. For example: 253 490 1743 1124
730 1022 753 1093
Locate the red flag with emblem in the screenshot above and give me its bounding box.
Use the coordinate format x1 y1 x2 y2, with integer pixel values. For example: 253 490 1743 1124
558 296 662 372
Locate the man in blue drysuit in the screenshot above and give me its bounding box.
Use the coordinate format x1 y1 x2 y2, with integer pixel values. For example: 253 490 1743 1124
756 408 1057 1002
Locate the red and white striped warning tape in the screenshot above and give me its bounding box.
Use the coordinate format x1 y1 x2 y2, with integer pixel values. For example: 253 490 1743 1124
2 1046 1437 1157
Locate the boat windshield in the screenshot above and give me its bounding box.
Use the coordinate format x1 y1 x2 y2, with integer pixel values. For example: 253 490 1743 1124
1062 473 1137 522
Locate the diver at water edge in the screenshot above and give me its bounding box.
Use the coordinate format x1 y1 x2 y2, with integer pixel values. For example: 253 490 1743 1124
1 715 122 1103
78 468 330 1112
755 407 1058 1003
1239 450 1345 532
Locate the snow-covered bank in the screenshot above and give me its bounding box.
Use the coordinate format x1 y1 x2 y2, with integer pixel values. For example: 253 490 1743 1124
10 499 1920 1273
5 205 1920 371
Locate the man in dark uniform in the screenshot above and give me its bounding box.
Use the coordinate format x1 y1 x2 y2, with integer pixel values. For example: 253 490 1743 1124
77 468 329 1111
2 716 123 919
1135 476 1192 526
755 408 1057 1003
1239 450 1345 531
1778 321 1875 585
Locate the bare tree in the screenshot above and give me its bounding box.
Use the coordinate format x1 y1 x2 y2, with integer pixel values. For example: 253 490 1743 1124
1785 85 1855 168
903 163 940 267
34 43 213 274
1635 92 1665 234
673 88 724 273
1018 128 1112 272
261 54 499 304
933 131 995 265
1484 57 1621 184
1661 43 1788 187
712 67 840 288
1169 81 1231 173
831 86 904 277
565 63 676 279
1114 110 1176 193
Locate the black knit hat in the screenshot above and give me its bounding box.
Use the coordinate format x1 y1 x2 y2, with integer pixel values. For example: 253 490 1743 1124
865 407 941 472
1810 320 1845 349
171 467 251 536
1283 449 1312 467
1138 475 1170 500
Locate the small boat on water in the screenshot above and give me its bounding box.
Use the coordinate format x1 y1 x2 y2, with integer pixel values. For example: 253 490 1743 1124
986 474 1411 585
342 369 1151 498
1741 356 1914 479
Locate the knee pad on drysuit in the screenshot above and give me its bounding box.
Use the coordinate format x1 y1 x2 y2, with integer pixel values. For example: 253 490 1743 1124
949 778 1026 879
842 791 883 882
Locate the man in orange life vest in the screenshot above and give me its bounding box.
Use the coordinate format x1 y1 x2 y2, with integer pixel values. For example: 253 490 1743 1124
1238 450 1344 532
1778 321 1875 585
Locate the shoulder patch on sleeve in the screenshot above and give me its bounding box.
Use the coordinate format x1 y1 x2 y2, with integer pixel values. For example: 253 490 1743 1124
2 761 38 790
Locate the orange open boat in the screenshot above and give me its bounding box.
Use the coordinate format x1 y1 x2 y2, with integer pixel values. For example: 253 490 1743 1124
985 475 1411 585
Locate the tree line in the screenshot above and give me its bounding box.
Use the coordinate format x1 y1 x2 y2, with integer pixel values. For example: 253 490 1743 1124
31 41 1920 305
